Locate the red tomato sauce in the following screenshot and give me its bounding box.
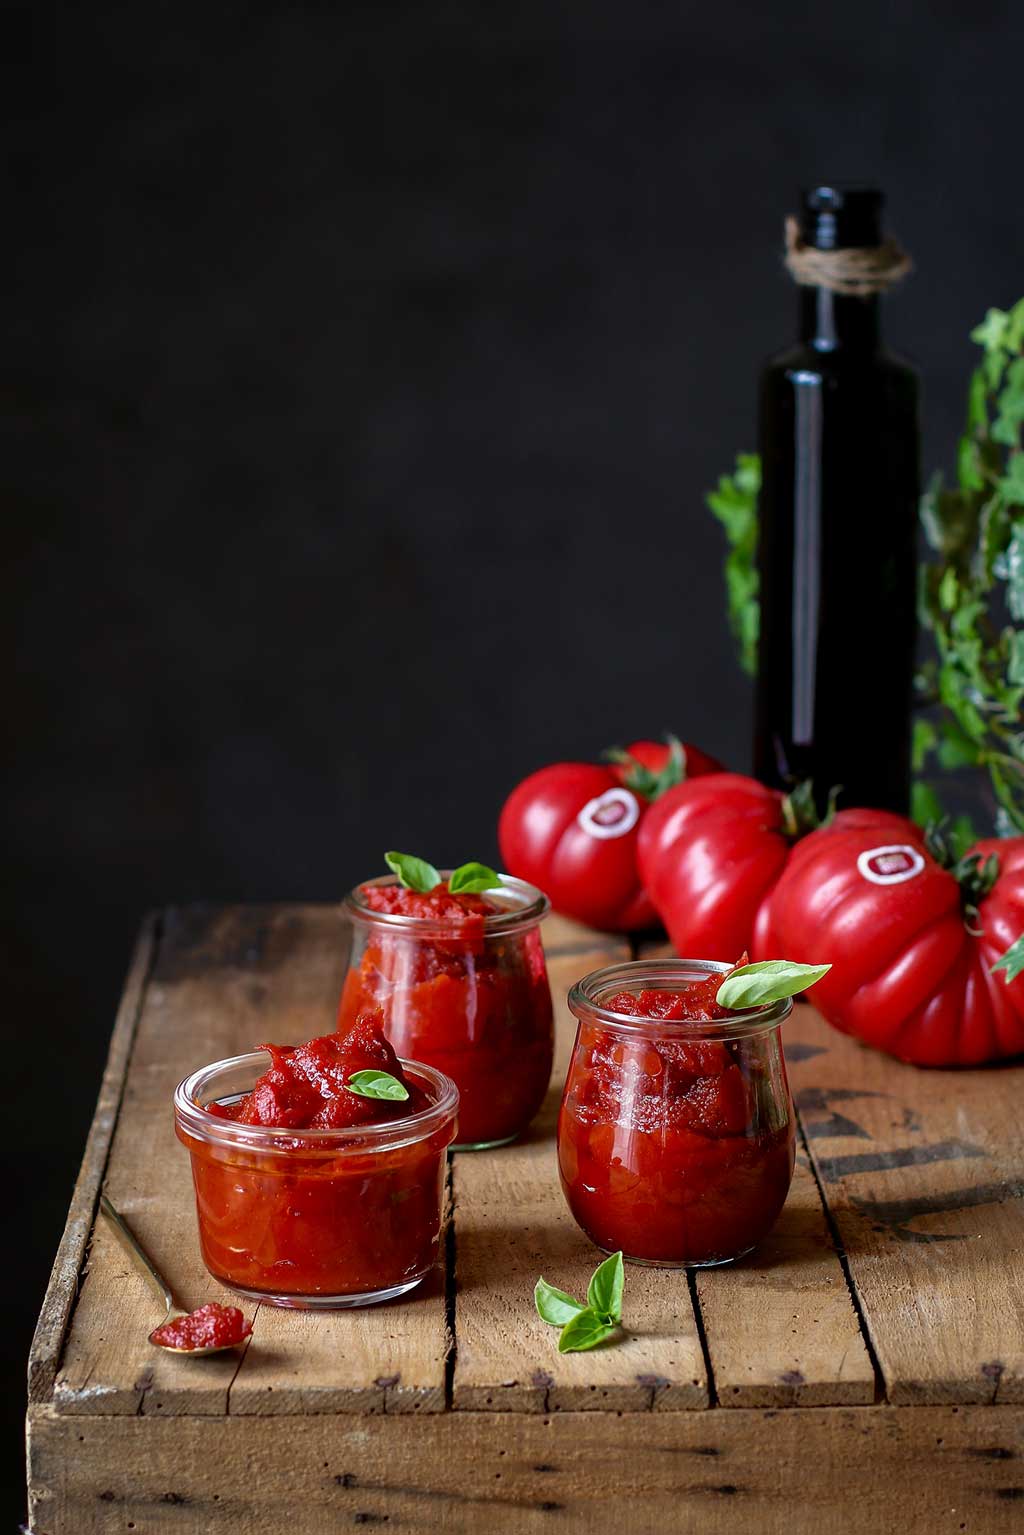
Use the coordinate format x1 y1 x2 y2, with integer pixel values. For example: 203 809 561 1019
178 1015 456 1303
208 1013 430 1130
339 882 553 1146
360 883 491 927
558 985 794 1265
150 1302 251 1350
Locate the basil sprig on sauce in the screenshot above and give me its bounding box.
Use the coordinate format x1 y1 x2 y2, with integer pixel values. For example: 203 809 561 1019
345 1069 410 1102
716 959 831 1010
384 851 501 896
384 851 442 893
535 1252 624 1353
448 861 502 894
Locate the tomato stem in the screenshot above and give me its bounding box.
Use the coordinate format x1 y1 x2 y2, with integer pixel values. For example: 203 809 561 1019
603 735 688 803
779 779 833 841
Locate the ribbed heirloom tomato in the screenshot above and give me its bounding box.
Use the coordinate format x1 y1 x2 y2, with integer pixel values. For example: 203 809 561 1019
636 772 916 961
498 738 721 931
765 827 1024 1065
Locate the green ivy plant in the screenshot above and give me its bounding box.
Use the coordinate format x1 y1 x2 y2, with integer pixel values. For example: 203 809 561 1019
706 452 760 678
706 298 1024 837
915 300 1024 836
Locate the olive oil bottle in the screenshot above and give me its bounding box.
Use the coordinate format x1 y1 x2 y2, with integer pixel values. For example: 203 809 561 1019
753 186 920 813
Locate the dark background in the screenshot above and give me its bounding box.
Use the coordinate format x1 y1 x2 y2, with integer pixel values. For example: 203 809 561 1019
7 0 1023 1519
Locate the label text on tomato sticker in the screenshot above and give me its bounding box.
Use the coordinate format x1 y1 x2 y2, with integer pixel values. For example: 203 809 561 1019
577 788 640 841
856 844 926 886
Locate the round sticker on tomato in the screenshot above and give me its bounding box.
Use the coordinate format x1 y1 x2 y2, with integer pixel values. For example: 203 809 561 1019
577 787 640 841
856 844 926 886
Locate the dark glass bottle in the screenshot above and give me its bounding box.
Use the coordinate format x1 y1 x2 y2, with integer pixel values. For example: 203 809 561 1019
754 187 920 813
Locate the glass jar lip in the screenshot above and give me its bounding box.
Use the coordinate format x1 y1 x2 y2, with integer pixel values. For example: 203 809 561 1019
568 958 794 1039
173 1052 460 1157
344 871 549 937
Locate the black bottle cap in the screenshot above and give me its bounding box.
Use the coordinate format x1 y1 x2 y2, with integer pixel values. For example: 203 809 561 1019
799 186 883 250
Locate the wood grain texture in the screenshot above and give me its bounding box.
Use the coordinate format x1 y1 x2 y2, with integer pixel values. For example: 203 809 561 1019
695 1152 876 1406
28 1403 1024 1535
28 913 158 1405
539 911 628 956
785 1003 1024 1406
52 904 449 1417
451 938 708 1412
229 1255 450 1416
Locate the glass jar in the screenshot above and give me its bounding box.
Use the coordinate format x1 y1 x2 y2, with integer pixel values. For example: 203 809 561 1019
558 959 796 1267
174 1052 458 1308
338 873 553 1150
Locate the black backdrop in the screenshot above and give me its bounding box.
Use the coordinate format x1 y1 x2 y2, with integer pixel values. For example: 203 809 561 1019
7 0 1024 1518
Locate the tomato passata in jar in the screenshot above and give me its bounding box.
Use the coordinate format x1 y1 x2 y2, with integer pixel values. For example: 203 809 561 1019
174 1013 458 1308
339 861 553 1150
558 960 795 1266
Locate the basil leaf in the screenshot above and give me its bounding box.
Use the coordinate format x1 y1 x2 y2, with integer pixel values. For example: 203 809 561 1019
345 1070 410 1102
448 861 501 895
585 1251 624 1323
557 1308 618 1354
534 1278 586 1327
384 851 441 893
991 933 1024 985
716 960 831 1010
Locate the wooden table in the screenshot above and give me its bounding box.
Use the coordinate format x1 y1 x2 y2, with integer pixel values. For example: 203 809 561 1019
28 904 1024 1532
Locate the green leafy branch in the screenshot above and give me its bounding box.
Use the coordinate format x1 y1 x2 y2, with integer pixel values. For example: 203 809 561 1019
705 299 1024 836
915 299 1024 835
706 453 760 678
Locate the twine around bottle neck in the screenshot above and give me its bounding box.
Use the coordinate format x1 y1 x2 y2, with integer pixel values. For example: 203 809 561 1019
784 216 913 296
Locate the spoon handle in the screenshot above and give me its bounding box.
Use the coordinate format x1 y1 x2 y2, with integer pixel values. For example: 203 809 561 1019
99 1193 175 1316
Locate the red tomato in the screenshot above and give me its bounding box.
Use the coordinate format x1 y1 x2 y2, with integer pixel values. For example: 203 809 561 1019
498 738 722 931
636 772 916 962
766 827 1024 1065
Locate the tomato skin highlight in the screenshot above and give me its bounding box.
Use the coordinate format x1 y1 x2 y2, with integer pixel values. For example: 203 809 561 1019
765 826 1024 1066
637 771 919 962
499 740 721 932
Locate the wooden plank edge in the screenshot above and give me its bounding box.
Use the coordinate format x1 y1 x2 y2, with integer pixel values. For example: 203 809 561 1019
27 1402 1024 1535
790 1094 884 1407
229 1384 448 1416
28 912 162 1406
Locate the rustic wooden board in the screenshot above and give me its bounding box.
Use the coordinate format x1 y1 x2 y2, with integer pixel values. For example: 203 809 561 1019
28 1403 1024 1535
785 1003 1024 1406
28 913 158 1406
452 938 709 1412
694 1151 876 1407
29 903 1024 1533
53 904 450 1418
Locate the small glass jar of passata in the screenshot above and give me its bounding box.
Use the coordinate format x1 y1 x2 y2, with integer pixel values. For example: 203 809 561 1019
558 960 795 1267
338 873 553 1150
174 1015 458 1308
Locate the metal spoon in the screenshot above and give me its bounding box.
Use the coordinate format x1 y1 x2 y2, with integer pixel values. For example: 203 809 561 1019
99 1194 251 1356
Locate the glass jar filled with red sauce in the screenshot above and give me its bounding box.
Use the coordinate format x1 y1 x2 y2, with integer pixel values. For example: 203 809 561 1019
558 960 795 1267
174 1019 458 1308
338 874 553 1150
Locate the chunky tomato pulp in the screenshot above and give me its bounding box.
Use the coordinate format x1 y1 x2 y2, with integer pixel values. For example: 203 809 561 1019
338 882 553 1147
150 1302 251 1351
558 982 794 1265
177 1016 456 1303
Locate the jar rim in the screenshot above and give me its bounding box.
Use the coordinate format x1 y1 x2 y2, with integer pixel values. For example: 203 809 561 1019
344 871 549 937
568 958 794 1039
174 1052 460 1157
